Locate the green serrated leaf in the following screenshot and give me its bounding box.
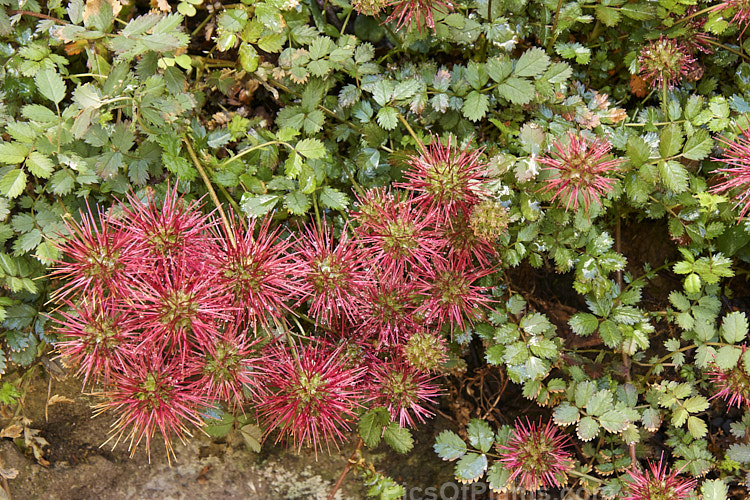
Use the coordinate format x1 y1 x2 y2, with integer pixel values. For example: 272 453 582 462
641 407 662 431
721 311 749 344
669 291 691 312
727 443 750 463
553 402 580 425
26 152 54 179
35 69 66 104
569 312 599 336
360 407 391 448
0 170 27 199
513 47 550 78
462 91 489 122
486 462 511 493
701 479 728 500
240 424 263 452
467 419 494 453
284 191 311 215
599 319 622 347
554 42 590 64
595 5 621 26
376 106 399 130
383 422 413 454
658 160 689 193
587 390 613 417
497 77 535 105
659 123 684 158
687 415 708 439
683 395 709 413
0 143 30 164
577 416 600 441
434 430 467 461
626 136 651 168
454 453 487 483
241 193 280 216
318 186 349 210
682 129 712 161
599 409 628 433
203 413 234 438
295 138 326 159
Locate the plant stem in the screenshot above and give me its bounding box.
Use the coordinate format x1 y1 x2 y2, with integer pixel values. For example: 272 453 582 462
192 12 214 37
183 139 236 246
645 341 729 378
546 0 565 51
702 38 750 62
217 184 243 218
217 140 285 169
341 162 366 198
312 190 322 230
671 4 721 27
613 205 638 471
9 10 67 24
397 113 425 153
568 469 603 484
327 439 363 500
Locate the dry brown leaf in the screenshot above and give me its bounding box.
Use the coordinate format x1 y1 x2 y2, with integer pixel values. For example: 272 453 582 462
152 0 172 12
24 428 49 466
48 394 75 406
0 425 22 439
0 467 18 480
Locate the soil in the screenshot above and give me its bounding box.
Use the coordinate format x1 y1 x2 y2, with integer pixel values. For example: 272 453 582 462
0 372 455 500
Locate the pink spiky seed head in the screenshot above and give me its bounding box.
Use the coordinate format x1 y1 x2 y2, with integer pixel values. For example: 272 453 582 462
537 131 623 215
708 351 750 409
711 127 750 221
214 215 299 329
398 135 488 220
292 221 371 329
385 0 452 32
637 36 698 90
53 297 134 387
190 326 263 410
51 203 129 300
440 210 498 268
360 272 422 346
255 342 364 454
353 188 396 230
117 186 216 268
622 455 697 500
127 263 230 351
94 354 208 463
354 191 445 274
497 418 574 492
417 256 494 336
368 359 441 428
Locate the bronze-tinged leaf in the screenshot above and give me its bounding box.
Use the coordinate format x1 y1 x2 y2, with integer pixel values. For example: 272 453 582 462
629 74 647 98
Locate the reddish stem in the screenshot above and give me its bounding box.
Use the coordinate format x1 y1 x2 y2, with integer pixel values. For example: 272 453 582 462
327 438 363 500
8 10 68 24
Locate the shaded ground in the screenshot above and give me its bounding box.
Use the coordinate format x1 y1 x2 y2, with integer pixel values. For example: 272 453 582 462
0 373 454 500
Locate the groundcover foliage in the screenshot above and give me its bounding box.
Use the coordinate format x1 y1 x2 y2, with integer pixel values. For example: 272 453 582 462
2 0 750 496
